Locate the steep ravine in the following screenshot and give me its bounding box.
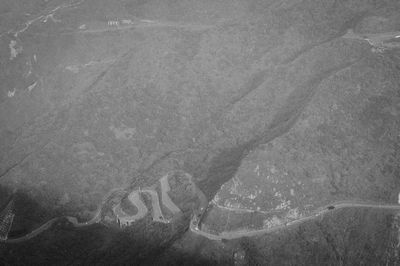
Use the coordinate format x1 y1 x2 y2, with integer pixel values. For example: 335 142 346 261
198 58 362 200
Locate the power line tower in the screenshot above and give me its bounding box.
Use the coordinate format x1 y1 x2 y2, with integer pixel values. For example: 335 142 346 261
0 197 15 241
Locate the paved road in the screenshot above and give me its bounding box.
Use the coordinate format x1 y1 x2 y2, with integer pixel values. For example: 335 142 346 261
3 218 59 243
159 174 182 215
4 212 104 244
141 189 169 223
189 201 400 241
76 20 214 35
4 172 400 244
113 191 148 226
113 189 169 224
128 191 148 221
1 187 126 243
342 29 400 49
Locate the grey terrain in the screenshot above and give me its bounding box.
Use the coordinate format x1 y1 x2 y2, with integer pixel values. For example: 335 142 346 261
0 0 400 265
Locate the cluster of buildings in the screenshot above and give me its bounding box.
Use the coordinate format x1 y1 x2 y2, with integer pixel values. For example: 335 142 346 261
0 198 15 241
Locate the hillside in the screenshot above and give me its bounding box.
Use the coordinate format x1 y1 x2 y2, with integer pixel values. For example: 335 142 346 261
0 0 400 265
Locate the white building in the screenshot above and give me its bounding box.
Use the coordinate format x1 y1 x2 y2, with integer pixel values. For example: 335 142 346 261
107 20 119 26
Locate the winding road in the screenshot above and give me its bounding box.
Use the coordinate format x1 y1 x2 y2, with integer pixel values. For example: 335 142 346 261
1 187 126 243
0 172 188 243
160 174 183 215
3 170 399 244
141 189 168 223
113 191 148 226
189 201 400 241
113 173 198 226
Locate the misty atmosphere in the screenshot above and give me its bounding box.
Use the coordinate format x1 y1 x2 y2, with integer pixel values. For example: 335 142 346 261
0 0 400 265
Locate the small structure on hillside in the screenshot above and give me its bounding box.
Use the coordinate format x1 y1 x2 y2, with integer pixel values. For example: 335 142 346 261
107 20 120 26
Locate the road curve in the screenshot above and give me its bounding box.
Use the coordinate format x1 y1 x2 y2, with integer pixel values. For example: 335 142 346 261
113 191 148 226
190 201 400 241
4 176 399 244
141 189 169 223
1 187 126 243
159 174 182 215
128 191 148 221
3 218 59 244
